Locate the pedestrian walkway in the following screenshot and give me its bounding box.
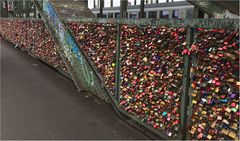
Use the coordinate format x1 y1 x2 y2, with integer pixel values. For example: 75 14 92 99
0 38 148 140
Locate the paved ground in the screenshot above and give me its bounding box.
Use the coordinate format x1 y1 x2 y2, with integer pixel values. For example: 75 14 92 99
0 38 148 140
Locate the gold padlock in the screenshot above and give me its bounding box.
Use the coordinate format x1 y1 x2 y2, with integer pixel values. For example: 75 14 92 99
221 129 229 135
207 134 212 140
228 131 236 139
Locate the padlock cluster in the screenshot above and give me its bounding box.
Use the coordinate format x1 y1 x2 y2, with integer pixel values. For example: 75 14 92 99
119 24 186 137
2 18 239 140
0 19 18 43
68 22 117 95
0 19 68 73
189 28 239 140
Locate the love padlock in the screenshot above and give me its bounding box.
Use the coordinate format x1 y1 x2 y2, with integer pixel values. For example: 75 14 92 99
190 28 239 140
68 22 117 95
119 24 186 138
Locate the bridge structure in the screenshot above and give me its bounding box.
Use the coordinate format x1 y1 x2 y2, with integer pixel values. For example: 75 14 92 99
0 0 239 140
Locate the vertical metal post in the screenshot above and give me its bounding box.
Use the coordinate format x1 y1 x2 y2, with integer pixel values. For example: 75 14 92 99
21 20 23 47
15 0 19 17
110 0 113 7
22 0 25 18
43 20 46 50
24 20 27 49
18 0 21 17
120 0 128 18
26 0 30 18
0 1 2 17
6 0 8 17
31 20 34 52
13 18 16 44
94 0 96 8
13 0 16 17
21 0 24 17
115 23 121 102
33 3 36 17
83 0 88 7
194 7 204 18
99 0 104 18
139 0 144 18
180 27 194 140
1 1 5 17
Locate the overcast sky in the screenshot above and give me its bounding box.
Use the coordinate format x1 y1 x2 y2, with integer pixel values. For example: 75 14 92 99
88 0 185 9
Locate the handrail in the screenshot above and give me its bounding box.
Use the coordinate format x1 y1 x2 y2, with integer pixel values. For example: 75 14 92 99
1 14 238 29
2 0 238 140
0 17 40 20
64 17 239 30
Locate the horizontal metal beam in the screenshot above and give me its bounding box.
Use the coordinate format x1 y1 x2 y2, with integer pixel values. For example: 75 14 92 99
0 17 40 20
1 17 238 30
64 17 239 29
187 0 239 19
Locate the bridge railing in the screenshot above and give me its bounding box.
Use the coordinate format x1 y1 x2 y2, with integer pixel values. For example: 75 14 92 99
65 17 239 140
0 18 68 74
0 14 239 140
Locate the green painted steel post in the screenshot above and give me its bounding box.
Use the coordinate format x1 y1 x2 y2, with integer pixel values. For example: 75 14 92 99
180 27 194 140
115 23 121 102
